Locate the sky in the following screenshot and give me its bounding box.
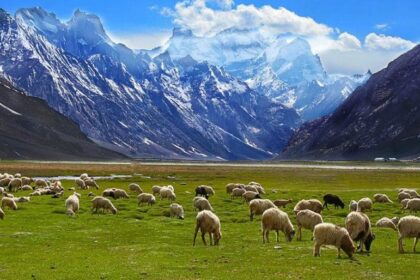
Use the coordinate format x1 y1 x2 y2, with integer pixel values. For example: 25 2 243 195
2 0 419 74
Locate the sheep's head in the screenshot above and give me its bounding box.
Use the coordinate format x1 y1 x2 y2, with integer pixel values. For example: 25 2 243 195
341 235 356 258
255 194 261 199
338 200 345 209
286 230 295 242
364 232 375 252
111 207 117 215
214 230 222 245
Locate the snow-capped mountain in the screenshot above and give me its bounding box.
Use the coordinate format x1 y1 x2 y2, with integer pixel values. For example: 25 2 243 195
0 8 301 160
154 28 370 121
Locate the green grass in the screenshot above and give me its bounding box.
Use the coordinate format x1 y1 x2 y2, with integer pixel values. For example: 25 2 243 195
0 163 419 279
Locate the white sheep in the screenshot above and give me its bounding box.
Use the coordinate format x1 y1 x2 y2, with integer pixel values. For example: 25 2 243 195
1 197 17 210
373 193 393 203
375 217 399 230
65 192 81 216
8 178 22 192
35 179 49 188
160 187 176 201
193 210 222 246
80 173 89 180
20 185 33 191
242 191 261 203
169 203 184 219
201 185 215 196
293 199 323 214
313 223 355 258
231 187 246 199
405 198 420 213
249 199 276 221
357 197 373 212
400 198 411 210
345 211 375 252
13 196 30 203
273 199 293 208
193 197 214 212
261 208 295 243
398 191 411 202
85 179 99 189
0 178 11 187
129 183 143 194
137 193 156 206
21 177 33 186
226 183 245 194
103 188 129 199
399 189 419 198
75 178 86 189
91 196 117 214
244 185 259 193
296 209 323 241
397 215 420 253
349 200 358 212
152 185 162 195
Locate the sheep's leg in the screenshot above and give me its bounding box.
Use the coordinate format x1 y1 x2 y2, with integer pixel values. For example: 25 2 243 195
201 232 207 246
413 237 418 253
398 236 404 253
337 248 341 258
276 230 279 243
297 225 302 241
264 230 269 243
193 226 199 246
249 212 253 221
209 233 213 246
313 242 321 257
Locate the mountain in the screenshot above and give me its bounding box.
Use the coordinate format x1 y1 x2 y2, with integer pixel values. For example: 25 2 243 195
0 78 125 160
280 45 420 160
0 8 301 160
154 28 370 121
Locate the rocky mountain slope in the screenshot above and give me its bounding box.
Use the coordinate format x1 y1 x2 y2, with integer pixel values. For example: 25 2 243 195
280 45 420 160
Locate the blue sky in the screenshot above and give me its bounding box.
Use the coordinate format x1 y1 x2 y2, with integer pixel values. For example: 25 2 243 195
2 0 418 74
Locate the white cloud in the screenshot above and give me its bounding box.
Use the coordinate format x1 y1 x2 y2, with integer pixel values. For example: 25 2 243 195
365 33 415 51
109 31 172 50
337 32 362 50
374 23 388 30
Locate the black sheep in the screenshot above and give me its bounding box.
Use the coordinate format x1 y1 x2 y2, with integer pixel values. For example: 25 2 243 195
323 194 344 209
195 186 209 199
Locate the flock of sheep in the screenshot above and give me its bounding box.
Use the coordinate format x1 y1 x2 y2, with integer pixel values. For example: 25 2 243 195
1 172 420 259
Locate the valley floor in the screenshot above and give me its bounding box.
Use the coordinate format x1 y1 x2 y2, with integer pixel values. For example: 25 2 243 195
0 162 419 279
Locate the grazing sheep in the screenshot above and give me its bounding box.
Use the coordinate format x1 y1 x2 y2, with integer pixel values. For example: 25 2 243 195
113 189 130 199
249 199 276 221
75 178 86 189
102 188 116 198
169 203 184 219
373 194 393 203
248 182 265 194
376 217 399 230
296 209 323 241
1 197 17 210
20 185 33 191
80 173 89 180
323 194 344 209
313 223 355 258
160 187 176 201
231 187 246 199
152 185 162 195
85 179 99 189
405 198 420 213
345 211 375 252
273 199 293 208
226 183 245 194
261 208 295 243
357 197 373 212
91 196 117 214
242 191 261 203
293 199 323 214
0 178 11 187
397 215 420 253
8 178 22 192
128 183 143 194
195 186 209 199
137 193 156 206
349 200 358 212
52 191 64 198
202 185 215 196
400 198 411 210
21 177 33 186
399 189 420 198
398 191 412 202
193 197 214 212
13 196 30 203
0 207 4 219
244 185 259 193
193 210 222 246
35 179 49 188
65 192 80 216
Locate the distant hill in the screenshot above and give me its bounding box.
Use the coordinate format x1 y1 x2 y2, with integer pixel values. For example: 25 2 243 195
0 78 125 160
280 45 420 160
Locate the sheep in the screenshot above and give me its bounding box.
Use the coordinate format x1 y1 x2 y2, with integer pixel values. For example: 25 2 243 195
399 189 420 198
1 197 17 210
0 178 11 187
273 199 293 208
293 199 323 214
397 216 420 253
52 191 64 198
102 188 116 198
35 179 49 188
261 208 295 243
296 209 323 241
160 187 176 201
75 178 86 189
244 185 259 193
201 185 215 196
373 193 393 203
226 183 245 194
193 210 222 246
128 183 143 194
13 196 30 203
21 177 33 186
195 186 209 199
169 203 185 219
400 198 411 210
242 191 261 203
248 182 265 194
349 200 358 212
152 185 162 195
231 187 246 199
345 211 375 252
80 173 89 180
91 196 117 214
65 192 80 216
323 194 344 209
20 185 33 191
375 217 399 230
249 199 276 221
398 191 412 202
8 178 22 192
313 223 355 259
137 193 156 206
193 197 214 212
88 192 95 197
357 197 373 212
105 188 130 199
405 198 420 213
0 207 4 219
84 179 99 189
14 173 21 178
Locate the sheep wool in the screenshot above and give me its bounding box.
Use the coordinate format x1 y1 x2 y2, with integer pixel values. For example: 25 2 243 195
129 183 143 194
293 199 323 214
357 197 373 212
405 198 420 213
137 193 156 206
345 211 375 252
373 194 393 203
249 199 276 221
296 209 323 241
65 192 80 216
261 208 295 243
231 187 246 199
313 223 355 258
91 196 117 214
1 197 18 210
193 210 222 246
397 216 420 253
169 203 184 219
193 197 213 212
376 217 399 230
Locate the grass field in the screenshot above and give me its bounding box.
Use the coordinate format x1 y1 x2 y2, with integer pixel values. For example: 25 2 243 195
0 162 419 280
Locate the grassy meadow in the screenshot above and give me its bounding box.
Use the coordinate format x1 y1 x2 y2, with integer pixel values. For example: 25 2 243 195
0 162 419 279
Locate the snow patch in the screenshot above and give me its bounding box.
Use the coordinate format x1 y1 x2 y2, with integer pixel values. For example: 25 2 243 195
0 102 22 116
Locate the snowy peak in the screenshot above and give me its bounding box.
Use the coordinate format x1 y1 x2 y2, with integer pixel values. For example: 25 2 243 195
16 7 64 36
67 9 109 43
